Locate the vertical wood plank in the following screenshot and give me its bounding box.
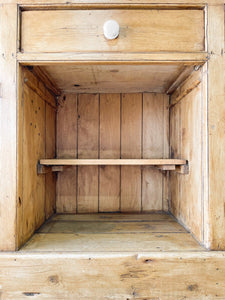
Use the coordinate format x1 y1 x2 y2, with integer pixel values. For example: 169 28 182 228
99 94 120 212
17 66 24 249
45 99 56 219
56 94 77 213
121 93 141 212
77 94 99 213
207 5 225 249
0 4 18 250
163 94 170 211
170 102 181 218
57 94 77 158
142 93 164 211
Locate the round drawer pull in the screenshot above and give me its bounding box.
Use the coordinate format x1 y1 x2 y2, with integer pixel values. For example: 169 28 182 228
103 20 120 40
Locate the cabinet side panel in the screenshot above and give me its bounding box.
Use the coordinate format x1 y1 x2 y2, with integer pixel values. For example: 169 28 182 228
170 68 206 244
20 67 57 247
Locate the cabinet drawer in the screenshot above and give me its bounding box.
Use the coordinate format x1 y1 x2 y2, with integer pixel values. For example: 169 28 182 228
21 9 205 53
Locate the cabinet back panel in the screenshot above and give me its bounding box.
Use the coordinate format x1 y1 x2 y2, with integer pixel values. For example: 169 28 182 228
56 92 169 213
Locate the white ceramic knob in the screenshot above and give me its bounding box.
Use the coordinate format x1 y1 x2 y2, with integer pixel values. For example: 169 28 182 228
103 20 120 40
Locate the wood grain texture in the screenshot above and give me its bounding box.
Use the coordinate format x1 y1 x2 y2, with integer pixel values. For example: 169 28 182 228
0 4 18 250
77 94 99 213
45 100 56 219
99 94 120 212
41 159 186 165
22 83 46 243
21 9 205 53
179 84 203 242
21 213 201 252
17 67 57 247
170 101 181 218
56 94 77 213
41 64 195 94
207 5 225 250
170 68 205 244
18 52 208 64
55 92 171 213
4 0 225 5
1 252 225 299
121 93 142 212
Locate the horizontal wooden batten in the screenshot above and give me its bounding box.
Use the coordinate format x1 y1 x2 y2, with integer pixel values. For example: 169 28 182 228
17 52 208 64
40 158 187 166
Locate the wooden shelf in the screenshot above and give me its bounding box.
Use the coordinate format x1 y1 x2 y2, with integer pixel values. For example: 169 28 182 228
40 158 186 166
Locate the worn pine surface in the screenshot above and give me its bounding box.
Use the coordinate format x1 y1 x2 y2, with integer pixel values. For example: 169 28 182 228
1 252 225 299
56 93 169 213
18 67 56 247
21 213 202 252
170 67 207 245
4 0 225 4
99 96 120 212
41 64 196 94
21 9 205 53
0 4 18 251
207 5 225 250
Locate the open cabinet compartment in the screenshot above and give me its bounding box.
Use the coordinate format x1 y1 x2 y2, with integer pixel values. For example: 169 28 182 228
17 61 207 252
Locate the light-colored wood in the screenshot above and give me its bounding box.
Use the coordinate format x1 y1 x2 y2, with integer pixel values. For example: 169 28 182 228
41 64 196 94
170 67 202 106
142 93 169 211
23 67 56 108
170 100 181 218
21 232 202 252
77 94 99 213
5 0 225 5
21 214 202 252
57 94 77 158
18 52 208 64
22 81 46 244
31 66 61 96
121 93 141 212
56 167 77 213
56 94 77 213
45 101 56 219
38 221 186 234
55 92 171 213
207 5 225 250
170 68 205 244
1 252 225 299
21 9 205 53
99 94 120 212
38 215 186 234
18 66 57 247
40 158 187 166
0 4 18 250
179 84 203 242
53 213 174 222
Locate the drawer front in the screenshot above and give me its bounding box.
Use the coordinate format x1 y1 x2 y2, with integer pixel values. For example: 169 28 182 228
21 9 205 53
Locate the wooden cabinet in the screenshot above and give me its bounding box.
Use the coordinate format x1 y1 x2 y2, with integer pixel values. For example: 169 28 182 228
0 2 225 299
